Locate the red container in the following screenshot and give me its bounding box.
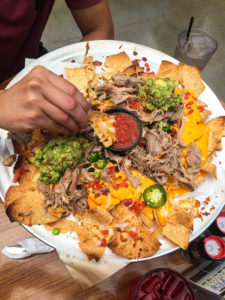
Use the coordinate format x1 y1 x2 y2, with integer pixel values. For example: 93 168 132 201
129 268 195 300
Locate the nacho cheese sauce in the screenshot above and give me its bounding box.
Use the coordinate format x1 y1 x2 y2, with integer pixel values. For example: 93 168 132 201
112 113 140 149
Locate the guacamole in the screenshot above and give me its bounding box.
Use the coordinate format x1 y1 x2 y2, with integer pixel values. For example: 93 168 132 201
139 78 182 111
30 137 89 184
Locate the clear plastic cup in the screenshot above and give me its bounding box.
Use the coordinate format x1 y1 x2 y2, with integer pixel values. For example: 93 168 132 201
174 29 217 70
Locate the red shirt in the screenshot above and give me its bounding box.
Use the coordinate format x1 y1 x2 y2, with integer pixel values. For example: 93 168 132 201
0 0 101 82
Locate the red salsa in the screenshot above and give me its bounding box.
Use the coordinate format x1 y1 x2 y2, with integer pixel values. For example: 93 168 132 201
112 113 140 149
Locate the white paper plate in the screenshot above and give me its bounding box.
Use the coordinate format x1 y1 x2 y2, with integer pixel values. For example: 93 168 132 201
1 40 225 262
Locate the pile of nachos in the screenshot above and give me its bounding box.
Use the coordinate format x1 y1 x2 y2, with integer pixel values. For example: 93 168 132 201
3 50 225 261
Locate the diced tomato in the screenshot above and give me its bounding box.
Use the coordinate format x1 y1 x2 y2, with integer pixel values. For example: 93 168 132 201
13 167 26 183
47 222 56 226
102 190 109 196
150 71 155 75
128 99 141 110
94 193 100 198
93 184 103 191
188 109 194 115
129 230 138 241
184 92 191 99
193 96 198 101
197 105 205 112
132 199 146 213
101 238 107 247
113 178 129 190
145 62 150 68
108 166 116 177
123 198 134 208
101 230 109 235
30 143 39 150
187 100 194 106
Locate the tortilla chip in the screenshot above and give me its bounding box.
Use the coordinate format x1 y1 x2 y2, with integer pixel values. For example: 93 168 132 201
178 63 205 97
157 60 179 87
89 73 100 88
65 67 89 96
5 189 62 225
108 224 160 259
123 65 136 76
201 160 217 179
45 219 79 233
166 206 194 230
207 116 225 154
162 222 190 250
104 51 132 73
85 62 95 82
79 237 105 261
82 56 93 65
89 111 116 147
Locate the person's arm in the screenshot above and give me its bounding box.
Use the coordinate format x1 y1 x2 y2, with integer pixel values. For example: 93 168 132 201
70 0 114 41
0 66 90 134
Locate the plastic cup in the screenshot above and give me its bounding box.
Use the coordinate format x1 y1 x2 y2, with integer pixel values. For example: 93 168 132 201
129 268 195 300
174 29 217 70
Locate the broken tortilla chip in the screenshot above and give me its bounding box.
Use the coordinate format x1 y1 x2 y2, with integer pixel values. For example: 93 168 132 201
89 111 116 147
65 67 89 96
5 188 62 225
104 51 132 73
162 222 190 250
207 116 225 154
178 63 205 97
166 205 194 230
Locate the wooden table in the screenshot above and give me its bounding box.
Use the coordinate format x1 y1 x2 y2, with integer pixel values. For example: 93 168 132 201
1 99 224 300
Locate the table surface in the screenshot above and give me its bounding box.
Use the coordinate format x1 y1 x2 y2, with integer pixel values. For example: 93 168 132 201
1 100 224 300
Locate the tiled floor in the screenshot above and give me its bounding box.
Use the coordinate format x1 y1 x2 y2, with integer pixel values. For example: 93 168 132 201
42 0 225 101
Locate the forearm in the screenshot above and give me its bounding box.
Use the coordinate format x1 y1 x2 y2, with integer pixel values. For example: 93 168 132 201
71 0 114 41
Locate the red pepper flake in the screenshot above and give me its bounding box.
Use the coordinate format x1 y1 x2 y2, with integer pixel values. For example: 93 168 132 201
92 60 102 66
101 230 109 235
210 205 215 211
197 105 205 112
101 238 106 247
202 212 210 216
219 161 222 165
71 59 75 63
133 51 138 56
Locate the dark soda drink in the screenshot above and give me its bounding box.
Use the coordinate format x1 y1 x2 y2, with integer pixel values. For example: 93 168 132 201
129 268 195 300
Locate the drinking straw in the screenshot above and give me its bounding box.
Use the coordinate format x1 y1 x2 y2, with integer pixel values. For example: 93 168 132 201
158 288 165 300
186 17 194 41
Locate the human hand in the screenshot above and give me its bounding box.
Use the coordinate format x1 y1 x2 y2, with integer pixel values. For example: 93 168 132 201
0 66 90 135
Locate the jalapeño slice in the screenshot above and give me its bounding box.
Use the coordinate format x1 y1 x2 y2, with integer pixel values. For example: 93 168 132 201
94 157 107 169
87 151 99 163
143 184 167 208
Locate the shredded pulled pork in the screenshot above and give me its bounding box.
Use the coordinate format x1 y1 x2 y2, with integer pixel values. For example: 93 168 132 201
121 157 141 189
8 132 32 144
111 72 143 91
96 84 137 105
137 105 184 124
128 128 200 189
38 167 89 215
145 128 172 156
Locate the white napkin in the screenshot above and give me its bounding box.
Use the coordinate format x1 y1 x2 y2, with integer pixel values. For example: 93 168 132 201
1 237 55 259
